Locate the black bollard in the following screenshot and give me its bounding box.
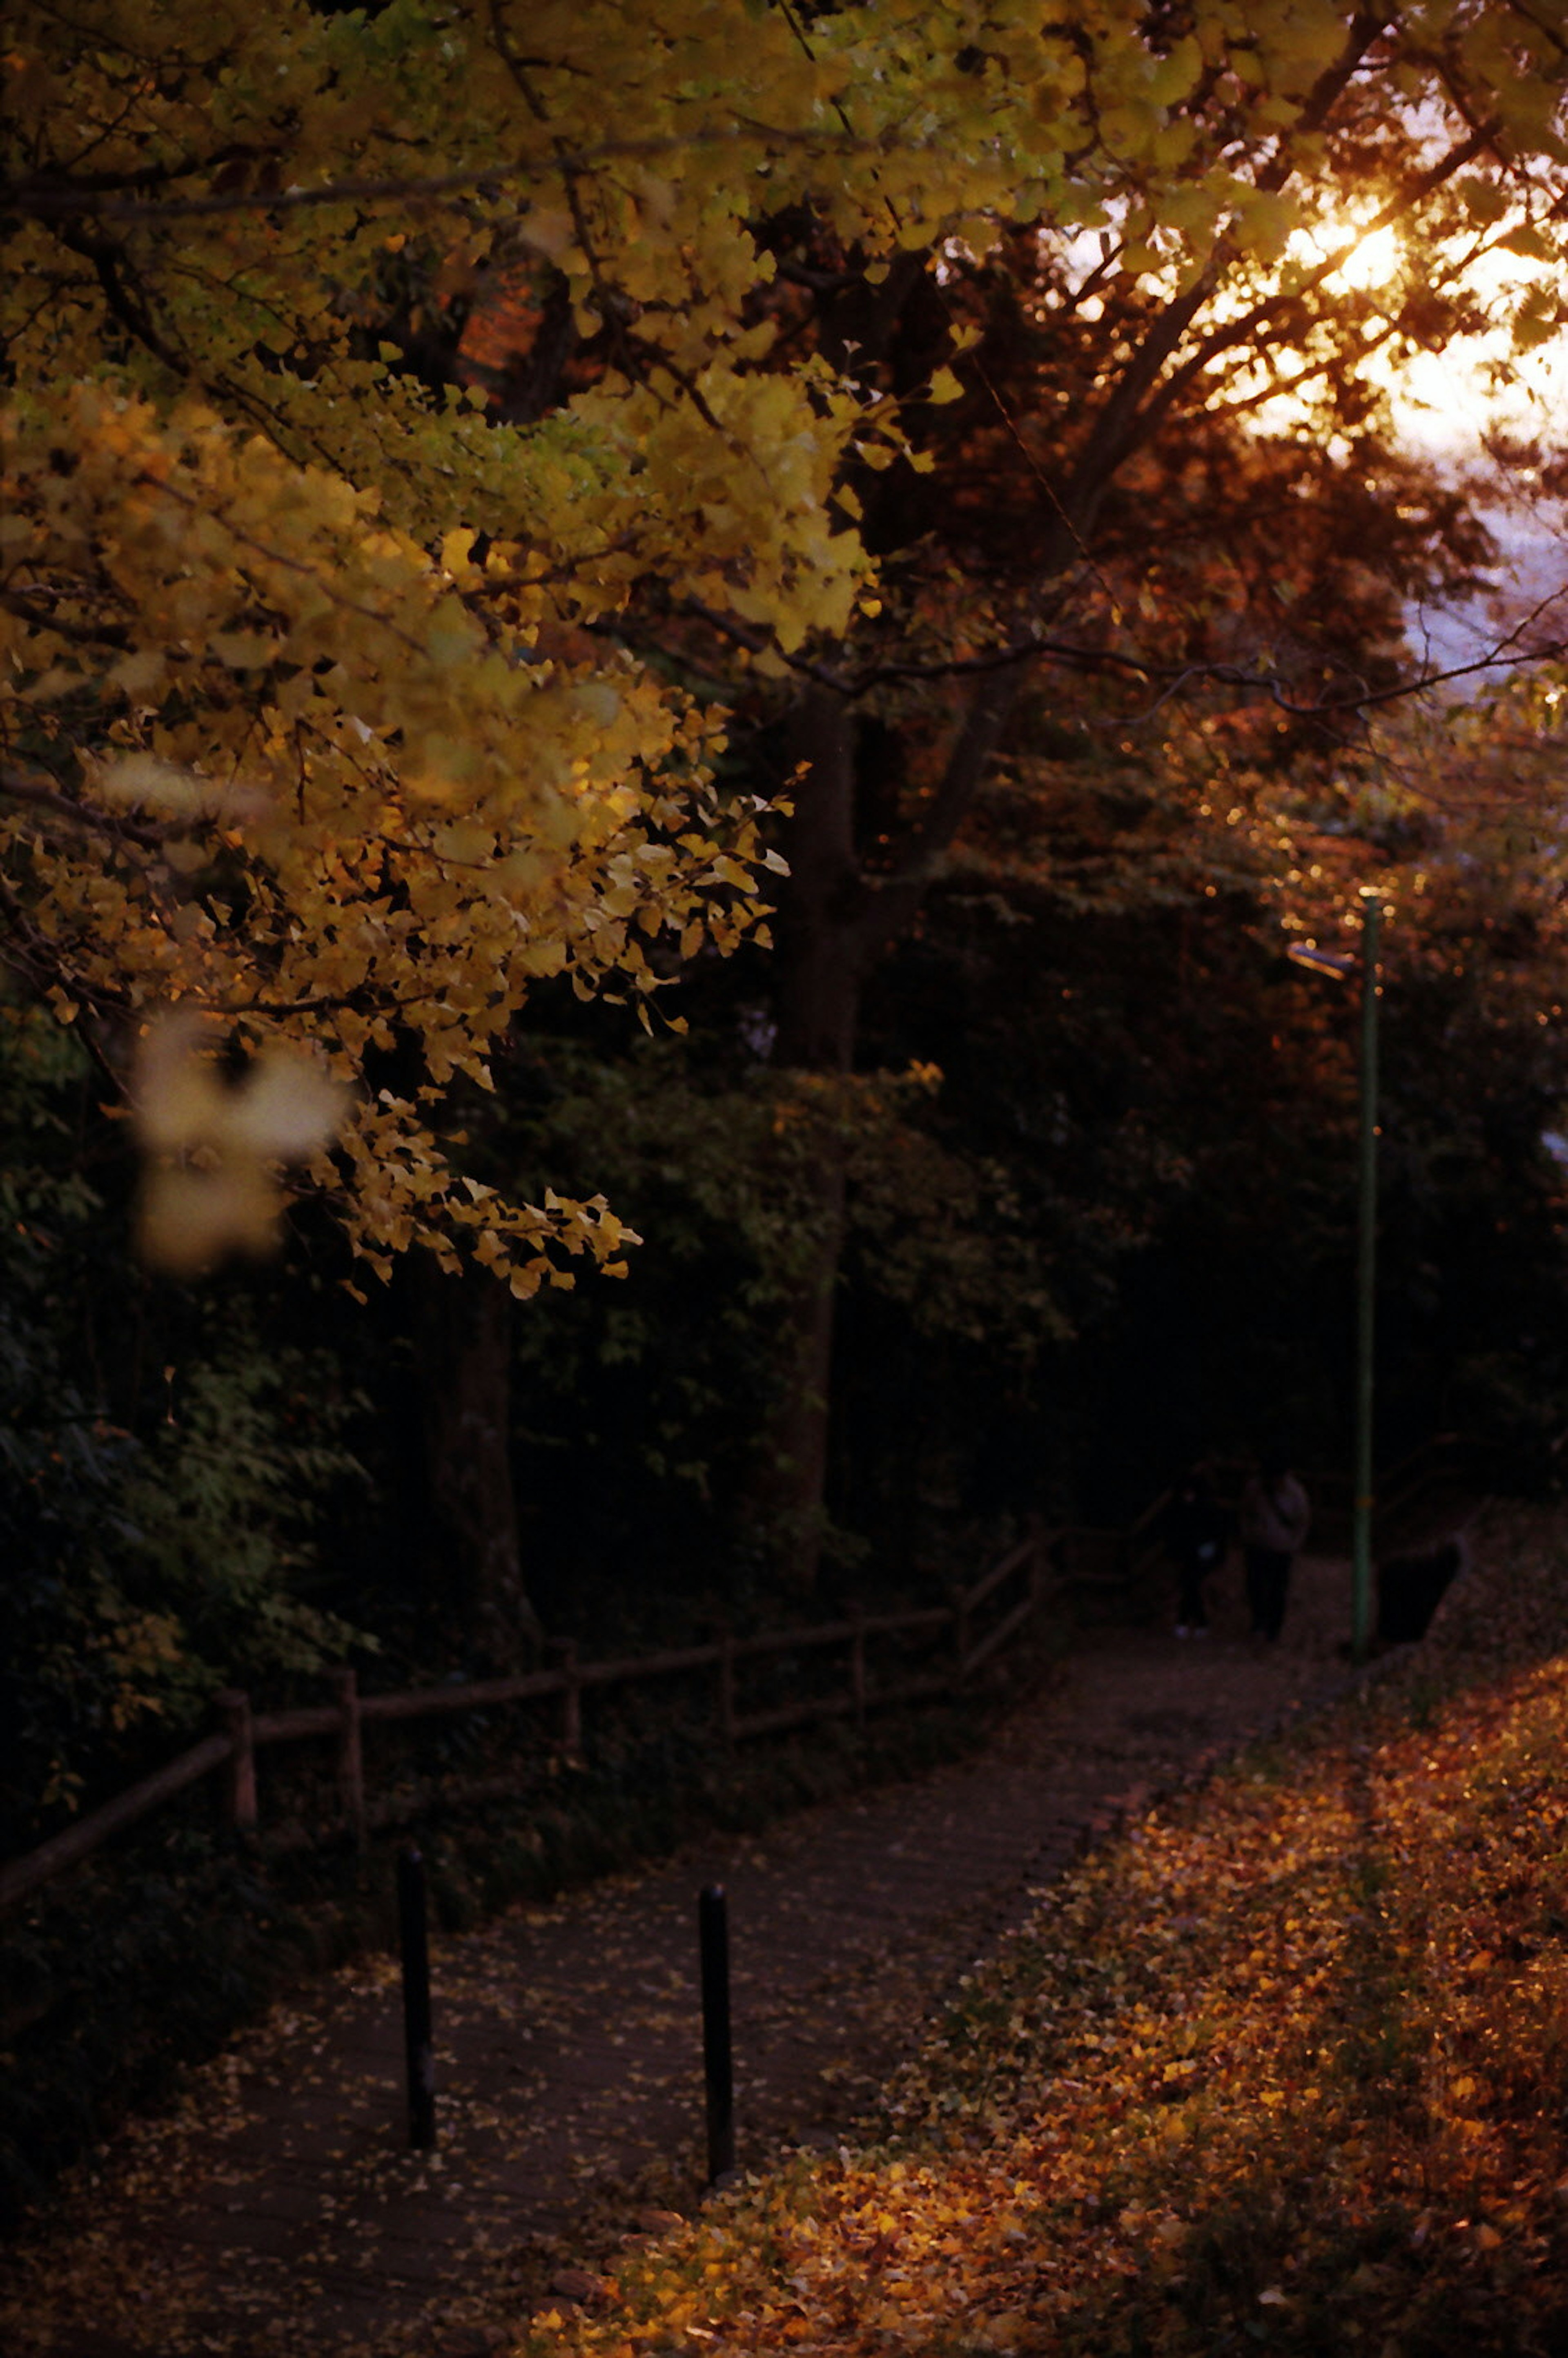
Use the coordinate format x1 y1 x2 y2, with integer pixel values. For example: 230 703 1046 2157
699 1881 735 2183
398 1844 437 2150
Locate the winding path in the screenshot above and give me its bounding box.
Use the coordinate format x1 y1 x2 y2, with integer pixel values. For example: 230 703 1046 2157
4 1549 1378 2357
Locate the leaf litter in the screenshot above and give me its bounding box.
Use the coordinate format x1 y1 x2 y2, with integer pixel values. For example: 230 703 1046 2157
9 1525 1567 2353
527 1511 1568 2357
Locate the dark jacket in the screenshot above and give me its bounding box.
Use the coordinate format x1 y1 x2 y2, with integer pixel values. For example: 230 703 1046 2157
1162 1481 1227 1567
1238 1472 1310 1556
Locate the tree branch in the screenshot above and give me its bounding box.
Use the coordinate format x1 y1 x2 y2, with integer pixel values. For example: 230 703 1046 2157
0 593 133 652
0 764 169 847
4 127 881 225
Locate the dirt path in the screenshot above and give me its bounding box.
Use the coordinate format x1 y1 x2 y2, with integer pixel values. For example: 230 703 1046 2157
3 1550 1375 2358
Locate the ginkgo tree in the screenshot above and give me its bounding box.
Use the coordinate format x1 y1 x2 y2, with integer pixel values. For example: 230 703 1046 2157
0 0 1126 1290
10 2 1560 1302
5 2 1568 1617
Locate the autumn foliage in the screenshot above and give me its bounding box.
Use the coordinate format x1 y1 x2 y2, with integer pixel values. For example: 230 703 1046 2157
6 4 1568 2319
7 1 1568 1296
532 1520 1568 2356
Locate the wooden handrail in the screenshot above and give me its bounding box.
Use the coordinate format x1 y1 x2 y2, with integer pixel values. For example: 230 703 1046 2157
961 1533 1037 1616
43 1478 1457 1908
359 1668 568 1722
1071 1434 1485 1612
1126 1492 1170 1544
252 1703 347 1743
0 1732 233 1913
962 1590 1037 1678
0 1518 1062 1911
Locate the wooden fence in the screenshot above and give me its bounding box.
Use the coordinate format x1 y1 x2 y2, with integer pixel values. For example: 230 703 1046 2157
1305 1431 1492 1553
1059 1432 1490 1619
0 1522 1058 1917
0 1434 1490 1919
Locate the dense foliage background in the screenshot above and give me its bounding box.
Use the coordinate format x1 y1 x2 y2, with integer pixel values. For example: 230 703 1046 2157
6 678 1568 1857
5 0 1568 2238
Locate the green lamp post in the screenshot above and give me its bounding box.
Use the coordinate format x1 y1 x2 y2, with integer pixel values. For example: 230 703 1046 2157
1287 888 1383 1664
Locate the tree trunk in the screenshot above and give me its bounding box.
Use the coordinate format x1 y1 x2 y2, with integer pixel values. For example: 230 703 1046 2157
761 686 868 1587
764 1133 849 1590
773 683 868 1072
408 1256 539 1667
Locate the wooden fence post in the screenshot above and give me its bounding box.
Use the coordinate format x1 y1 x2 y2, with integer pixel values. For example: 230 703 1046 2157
334 1667 365 1841
217 1689 257 1832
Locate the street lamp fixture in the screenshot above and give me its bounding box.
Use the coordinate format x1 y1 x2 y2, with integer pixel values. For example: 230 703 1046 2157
1286 894 1383 1664
1285 944 1354 979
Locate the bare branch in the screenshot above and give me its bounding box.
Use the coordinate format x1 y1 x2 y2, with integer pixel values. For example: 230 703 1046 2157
4 125 885 225
0 763 169 848
0 592 133 652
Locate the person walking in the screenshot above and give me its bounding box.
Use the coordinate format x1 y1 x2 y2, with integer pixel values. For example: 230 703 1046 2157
1162 1462 1227 1636
1238 1452 1312 1643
